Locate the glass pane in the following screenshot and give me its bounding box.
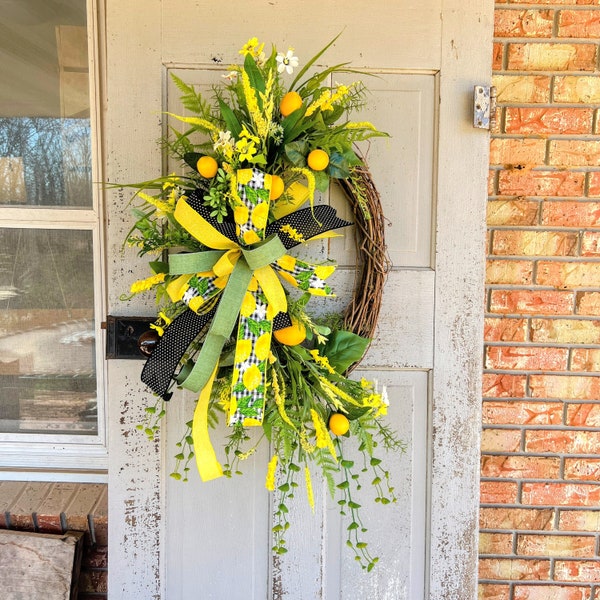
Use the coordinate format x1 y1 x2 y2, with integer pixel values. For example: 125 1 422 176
0 228 97 434
0 0 91 207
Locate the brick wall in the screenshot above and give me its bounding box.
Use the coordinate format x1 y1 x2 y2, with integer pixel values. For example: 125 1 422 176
0 482 107 599
481 2 600 599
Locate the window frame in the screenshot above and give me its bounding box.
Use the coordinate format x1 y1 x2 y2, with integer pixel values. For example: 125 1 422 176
0 0 107 480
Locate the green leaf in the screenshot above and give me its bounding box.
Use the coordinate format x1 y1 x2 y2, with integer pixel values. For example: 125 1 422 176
284 141 308 166
243 53 265 96
183 152 203 171
322 330 371 373
149 260 169 275
313 170 330 193
289 32 343 91
218 98 242 138
327 151 351 179
347 522 359 531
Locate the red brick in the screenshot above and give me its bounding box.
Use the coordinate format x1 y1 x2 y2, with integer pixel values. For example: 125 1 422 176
498 170 584 198
482 373 527 398
481 480 519 504
554 76 600 104
536 261 600 288
507 43 597 71
525 430 600 454
559 510 600 532
480 507 554 531
571 348 600 371
530 375 600 400
486 259 534 284
482 428 522 452
479 583 511 600
505 108 593 135
588 172 600 197
494 75 552 103
487 200 539 226
554 560 600 582
549 140 600 167
480 532 514 555
522 482 600 506
566 403 600 426
576 292 600 315
541 201 600 227
531 319 600 344
581 231 600 256
558 10 600 38
491 230 578 257
81 545 108 569
517 534 596 557
490 290 575 315
495 9 554 37
485 345 568 371
479 558 551 581
485 317 528 342
490 138 546 167
483 401 563 425
493 43 504 71
514 585 592 600
564 458 600 481
482 455 561 479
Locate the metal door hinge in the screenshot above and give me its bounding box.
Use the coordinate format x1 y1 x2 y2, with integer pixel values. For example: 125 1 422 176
473 85 497 130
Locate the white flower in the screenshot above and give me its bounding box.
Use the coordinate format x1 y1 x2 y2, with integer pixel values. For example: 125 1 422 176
276 48 299 74
222 71 238 81
213 130 233 151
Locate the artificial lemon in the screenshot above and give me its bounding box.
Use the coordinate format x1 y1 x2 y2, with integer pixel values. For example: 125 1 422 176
270 175 285 200
280 91 303 117
197 155 218 178
273 318 306 346
328 413 350 436
307 149 329 171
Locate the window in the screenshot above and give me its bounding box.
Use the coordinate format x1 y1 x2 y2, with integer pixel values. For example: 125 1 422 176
0 0 106 475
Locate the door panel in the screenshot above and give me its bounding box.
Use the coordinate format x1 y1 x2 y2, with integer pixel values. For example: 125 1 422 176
105 0 493 598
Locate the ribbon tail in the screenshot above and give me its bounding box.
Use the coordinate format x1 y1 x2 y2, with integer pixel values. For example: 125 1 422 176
192 366 223 481
141 308 214 399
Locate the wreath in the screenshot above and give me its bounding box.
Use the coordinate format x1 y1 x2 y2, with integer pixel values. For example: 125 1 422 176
122 35 401 571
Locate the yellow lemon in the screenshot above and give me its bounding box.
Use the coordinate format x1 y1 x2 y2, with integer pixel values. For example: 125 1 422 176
243 364 263 390
307 149 329 171
314 265 335 279
251 202 269 229
328 413 350 436
240 292 256 317
234 204 249 224
197 155 218 178
277 254 296 271
269 175 285 200
235 339 253 363
254 332 271 361
273 318 306 346
280 91 303 117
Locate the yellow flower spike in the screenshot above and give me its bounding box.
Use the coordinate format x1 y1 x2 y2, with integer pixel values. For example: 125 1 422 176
158 311 172 326
129 272 166 295
149 323 164 337
305 466 315 513
310 409 337 461
265 454 278 492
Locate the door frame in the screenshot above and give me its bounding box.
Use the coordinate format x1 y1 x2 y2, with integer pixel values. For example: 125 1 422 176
104 1 493 597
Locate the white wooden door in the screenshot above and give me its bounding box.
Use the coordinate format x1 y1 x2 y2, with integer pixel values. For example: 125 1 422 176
104 1 493 598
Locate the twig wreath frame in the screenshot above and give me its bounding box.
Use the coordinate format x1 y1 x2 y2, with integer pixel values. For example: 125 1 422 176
122 35 401 571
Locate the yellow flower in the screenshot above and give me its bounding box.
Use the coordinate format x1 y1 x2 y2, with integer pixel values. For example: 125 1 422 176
240 37 264 58
129 272 166 295
265 454 278 491
279 224 305 243
149 322 164 337
309 349 336 374
272 369 296 430
236 137 257 162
